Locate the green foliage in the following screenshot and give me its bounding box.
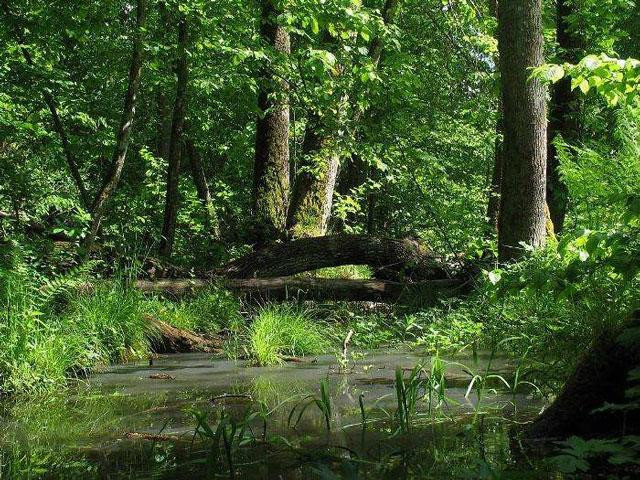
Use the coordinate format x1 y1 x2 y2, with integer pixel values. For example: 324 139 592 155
142 287 243 334
550 436 640 474
247 304 331 366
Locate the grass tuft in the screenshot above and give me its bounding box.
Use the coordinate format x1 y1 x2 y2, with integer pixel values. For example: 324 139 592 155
248 304 331 366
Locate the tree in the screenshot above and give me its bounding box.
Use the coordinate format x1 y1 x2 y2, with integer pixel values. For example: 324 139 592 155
486 0 503 234
547 0 582 234
497 0 548 261
159 13 189 258
252 0 291 246
84 0 147 250
186 136 221 239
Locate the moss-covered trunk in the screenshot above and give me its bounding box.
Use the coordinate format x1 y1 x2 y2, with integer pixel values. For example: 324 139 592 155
251 0 290 246
287 115 340 238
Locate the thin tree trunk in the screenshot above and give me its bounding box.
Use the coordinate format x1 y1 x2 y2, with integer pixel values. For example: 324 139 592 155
159 14 189 258
137 277 463 304
186 137 220 239
486 0 502 234
84 0 146 249
1 0 90 210
335 0 400 228
251 0 290 246
487 110 504 233
547 0 581 234
497 0 548 261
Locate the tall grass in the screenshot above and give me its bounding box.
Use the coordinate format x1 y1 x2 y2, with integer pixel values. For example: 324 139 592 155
0 246 154 393
248 304 331 366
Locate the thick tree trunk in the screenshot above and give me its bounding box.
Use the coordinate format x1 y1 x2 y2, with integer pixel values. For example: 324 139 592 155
84 0 146 249
220 234 450 280
1 0 90 210
136 277 463 304
286 115 340 237
526 313 640 438
159 14 189 258
547 0 581 234
251 0 290 246
497 0 548 261
186 138 220 239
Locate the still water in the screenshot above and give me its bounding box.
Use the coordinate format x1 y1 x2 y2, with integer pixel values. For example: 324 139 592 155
0 350 559 479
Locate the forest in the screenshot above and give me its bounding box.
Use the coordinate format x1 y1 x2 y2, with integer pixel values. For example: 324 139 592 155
1 0 640 478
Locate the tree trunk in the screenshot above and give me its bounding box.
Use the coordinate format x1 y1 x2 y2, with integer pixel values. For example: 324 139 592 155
1 0 90 210
335 0 399 231
186 137 221 239
159 14 189 258
547 0 581 234
136 277 463 304
220 234 450 281
526 312 640 438
84 0 146 249
486 0 502 235
156 91 171 161
251 0 290 246
286 115 340 237
497 0 548 261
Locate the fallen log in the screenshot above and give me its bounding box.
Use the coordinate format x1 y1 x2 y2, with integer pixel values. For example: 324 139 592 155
136 277 465 304
218 234 452 281
147 316 222 354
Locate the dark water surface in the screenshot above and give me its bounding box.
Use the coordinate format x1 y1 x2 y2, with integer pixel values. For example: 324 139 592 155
0 350 560 479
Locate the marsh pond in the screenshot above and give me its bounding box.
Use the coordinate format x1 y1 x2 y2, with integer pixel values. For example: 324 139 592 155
0 349 568 479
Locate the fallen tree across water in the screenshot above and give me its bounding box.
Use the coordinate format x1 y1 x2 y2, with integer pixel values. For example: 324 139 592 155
135 234 471 304
218 234 455 281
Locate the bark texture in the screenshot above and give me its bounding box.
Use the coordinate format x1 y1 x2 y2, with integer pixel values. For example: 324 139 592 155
159 14 189 257
526 313 640 438
85 0 146 249
547 0 581 234
220 234 449 280
287 115 340 237
252 0 290 246
186 138 220 239
497 0 548 261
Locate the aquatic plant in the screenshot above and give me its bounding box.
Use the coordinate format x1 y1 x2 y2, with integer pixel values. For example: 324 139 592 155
288 379 333 432
247 304 331 366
